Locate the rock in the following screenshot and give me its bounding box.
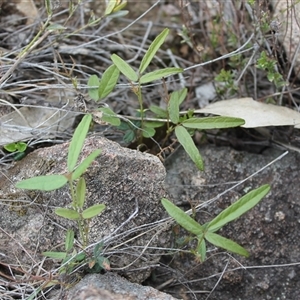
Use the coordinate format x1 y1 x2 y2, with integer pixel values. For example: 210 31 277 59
0 135 169 284
53 273 179 300
271 0 300 77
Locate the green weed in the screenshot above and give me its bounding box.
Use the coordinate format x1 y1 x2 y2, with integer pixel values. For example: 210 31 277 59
16 114 108 275
162 185 270 261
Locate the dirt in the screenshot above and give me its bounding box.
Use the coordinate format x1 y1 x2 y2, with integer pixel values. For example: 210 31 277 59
147 144 300 300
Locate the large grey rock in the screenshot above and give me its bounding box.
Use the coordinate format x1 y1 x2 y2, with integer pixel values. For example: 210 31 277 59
55 273 179 300
0 135 169 284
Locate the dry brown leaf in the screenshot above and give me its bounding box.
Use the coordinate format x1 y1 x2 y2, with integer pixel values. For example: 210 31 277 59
0 106 79 145
195 98 300 129
16 0 39 25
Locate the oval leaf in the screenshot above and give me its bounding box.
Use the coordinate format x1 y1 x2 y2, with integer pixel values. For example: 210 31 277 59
55 208 80 220
15 175 67 191
99 65 120 100
16 142 27 152
149 105 168 118
182 116 245 129
111 54 138 82
47 23 66 31
161 198 203 235
105 0 116 15
139 28 169 74
142 127 155 138
68 114 92 172
143 121 165 128
108 10 129 18
168 88 187 124
82 204 106 219
72 149 101 180
123 130 135 143
175 126 204 170
207 184 270 232
88 75 100 101
4 143 17 152
98 107 121 126
74 252 86 262
140 67 183 84
205 232 249 257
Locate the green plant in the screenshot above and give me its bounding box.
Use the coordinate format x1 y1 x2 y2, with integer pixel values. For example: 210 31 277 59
4 141 27 160
162 184 270 261
15 114 107 274
4 141 27 153
215 69 238 96
256 51 286 88
88 28 245 170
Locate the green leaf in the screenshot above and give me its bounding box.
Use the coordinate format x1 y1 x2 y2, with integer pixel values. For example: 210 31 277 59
99 65 120 100
82 204 106 219
47 23 66 31
108 10 129 18
149 105 168 118
74 252 86 262
196 238 206 262
182 116 245 129
67 114 92 172
72 149 101 180
4 143 17 152
16 142 27 152
5 142 28 153
15 175 67 191
55 208 81 220
168 88 187 124
13 152 27 161
175 126 204 170
161 198 203 235
94 242 104 257
98 107 121 126
143 121 164 128
123 130 136 143
76 177 86 209
118 120 134 131
112 0 127 13
42 251 67 260
207 184 270 232
111 54 138 82
140 68 183 84
205 232 249 257
142 127 155 138
88 75 100 101
139 28 169 74
65 229 74 252
96 256 111 270
105 0 116 15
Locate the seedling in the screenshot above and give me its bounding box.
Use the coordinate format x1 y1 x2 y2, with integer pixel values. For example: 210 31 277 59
162 184 270 261
16 114 107 274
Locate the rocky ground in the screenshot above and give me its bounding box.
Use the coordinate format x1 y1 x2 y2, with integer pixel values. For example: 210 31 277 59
157 143 300 299
1 1 300 299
